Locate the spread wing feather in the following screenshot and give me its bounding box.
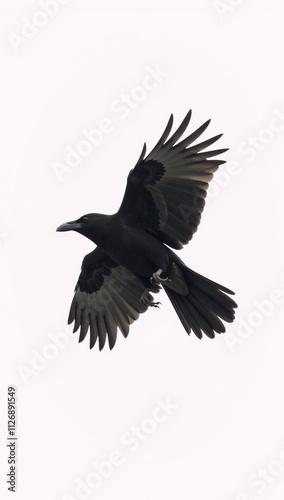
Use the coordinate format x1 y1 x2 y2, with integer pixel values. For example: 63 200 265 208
118 110 228 249
67 247 153 350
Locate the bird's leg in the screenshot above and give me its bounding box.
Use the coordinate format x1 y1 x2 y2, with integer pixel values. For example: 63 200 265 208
150 268 171 284
140 288 161 308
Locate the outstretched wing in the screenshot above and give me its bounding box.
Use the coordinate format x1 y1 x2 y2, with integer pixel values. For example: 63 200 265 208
68 247 153 350
118 110 227 249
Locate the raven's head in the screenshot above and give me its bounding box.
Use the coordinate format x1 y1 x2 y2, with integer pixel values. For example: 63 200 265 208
57 213 110 245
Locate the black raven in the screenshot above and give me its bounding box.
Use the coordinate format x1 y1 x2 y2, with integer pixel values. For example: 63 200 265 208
57 110 237 351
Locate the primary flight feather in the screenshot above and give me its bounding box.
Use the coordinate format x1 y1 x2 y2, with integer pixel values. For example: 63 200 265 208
57 110 237 350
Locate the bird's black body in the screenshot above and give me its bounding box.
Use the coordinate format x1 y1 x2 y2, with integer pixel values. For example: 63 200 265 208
57 110 237 350
104 217 171 278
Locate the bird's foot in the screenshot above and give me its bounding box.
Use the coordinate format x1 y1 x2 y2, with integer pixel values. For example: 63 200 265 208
150 268 171 284
140 288 161 308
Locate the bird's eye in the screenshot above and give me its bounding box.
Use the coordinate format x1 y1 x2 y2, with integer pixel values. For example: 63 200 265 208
82 216 89 222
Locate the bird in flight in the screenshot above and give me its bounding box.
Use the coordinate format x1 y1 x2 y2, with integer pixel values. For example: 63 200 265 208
57 110 237 351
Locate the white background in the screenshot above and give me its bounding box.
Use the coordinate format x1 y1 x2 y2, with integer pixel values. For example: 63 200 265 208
0 1 284 499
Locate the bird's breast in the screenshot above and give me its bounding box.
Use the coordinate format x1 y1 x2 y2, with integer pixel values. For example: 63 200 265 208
103 222 168 277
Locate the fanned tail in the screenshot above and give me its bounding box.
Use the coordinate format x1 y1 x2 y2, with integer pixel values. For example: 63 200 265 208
163 261 237 339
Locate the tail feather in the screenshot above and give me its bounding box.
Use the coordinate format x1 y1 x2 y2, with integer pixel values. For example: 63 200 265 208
163 262 237 339
190 294 226 333
167 291 203 338
191 287 235 323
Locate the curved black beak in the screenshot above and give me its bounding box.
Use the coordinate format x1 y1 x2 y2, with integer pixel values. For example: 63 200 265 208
56 221 82 232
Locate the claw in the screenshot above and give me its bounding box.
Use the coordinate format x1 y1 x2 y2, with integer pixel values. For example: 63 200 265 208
151 268 171 284
140 288 161 308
